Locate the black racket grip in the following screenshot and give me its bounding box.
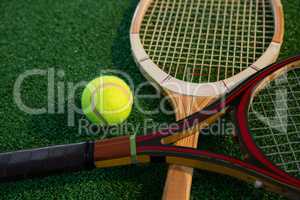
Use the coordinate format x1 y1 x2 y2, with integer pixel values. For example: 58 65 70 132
0 142 94 181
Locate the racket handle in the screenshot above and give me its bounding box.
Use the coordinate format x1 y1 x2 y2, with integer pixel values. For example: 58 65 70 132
0 142 94 181
94 136 131 161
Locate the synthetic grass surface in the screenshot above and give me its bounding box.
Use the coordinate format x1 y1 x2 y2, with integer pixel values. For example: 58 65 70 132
0 0 299 199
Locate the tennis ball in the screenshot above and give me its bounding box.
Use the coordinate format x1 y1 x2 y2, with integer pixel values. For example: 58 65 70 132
81 76 133 125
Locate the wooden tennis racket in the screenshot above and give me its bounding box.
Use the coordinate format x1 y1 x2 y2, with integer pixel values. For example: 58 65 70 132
1 56 300 199
130 0 284 199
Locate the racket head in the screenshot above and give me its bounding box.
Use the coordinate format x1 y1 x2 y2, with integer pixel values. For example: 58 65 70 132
130 0 284 97
134 56 300 199
236 56 300 185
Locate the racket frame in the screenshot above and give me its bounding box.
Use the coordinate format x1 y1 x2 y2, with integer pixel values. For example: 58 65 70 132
130 0 284 97
130 0 284 199
236 57 300 185
95 56 300 199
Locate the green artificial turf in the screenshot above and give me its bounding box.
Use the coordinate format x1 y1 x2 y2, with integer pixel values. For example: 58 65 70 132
0 0 299 199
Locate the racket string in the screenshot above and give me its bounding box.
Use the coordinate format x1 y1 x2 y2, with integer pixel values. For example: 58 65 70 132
140 0 274 83
248 69 300 178
182 0 203 83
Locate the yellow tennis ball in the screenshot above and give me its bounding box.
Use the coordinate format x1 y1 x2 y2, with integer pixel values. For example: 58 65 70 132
81 76 133 125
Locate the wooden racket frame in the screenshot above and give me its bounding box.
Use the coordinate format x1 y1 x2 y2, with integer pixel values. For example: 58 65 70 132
130 0 284 199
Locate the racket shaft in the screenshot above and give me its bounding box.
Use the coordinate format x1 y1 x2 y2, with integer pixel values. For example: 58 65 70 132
0 142 94 181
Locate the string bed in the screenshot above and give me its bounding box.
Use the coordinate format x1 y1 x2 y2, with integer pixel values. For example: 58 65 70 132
140 0 274 83
248 68 300 178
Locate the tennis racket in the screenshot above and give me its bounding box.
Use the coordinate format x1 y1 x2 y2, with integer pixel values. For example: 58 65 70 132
1 56 300 199
130 0 284 198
